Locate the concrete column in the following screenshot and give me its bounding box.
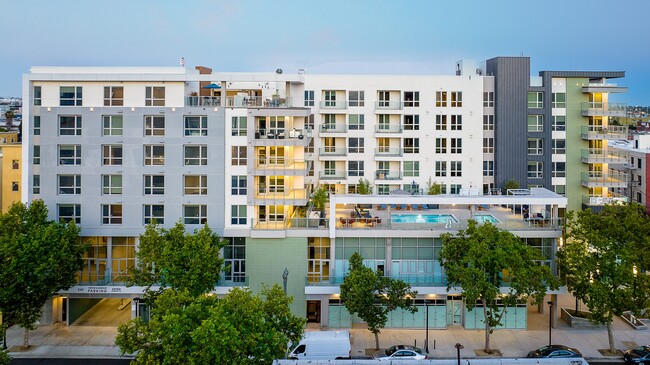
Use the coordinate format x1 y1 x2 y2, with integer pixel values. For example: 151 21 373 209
320 297 329 329
385 237 392 276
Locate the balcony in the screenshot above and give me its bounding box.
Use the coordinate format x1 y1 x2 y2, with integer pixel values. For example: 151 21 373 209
319 171 347 180
374 147 403 157
252 128 312 147
251 188 308 205
252 158 312 176
582 194 629 207
318 147 347 157
581 83 628 94
581 172 628 188
580 148 627 164
580 125 628 140
319 124 348 134
374 101 404 111
374 124 403 134
375 171 403 180
319 100 348 110
224 96 294 108
185 96 221 107
581 102 627 117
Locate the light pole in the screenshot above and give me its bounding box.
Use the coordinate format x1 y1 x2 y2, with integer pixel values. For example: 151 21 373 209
424 300 430 354
455 343 464 365
547 300 553 347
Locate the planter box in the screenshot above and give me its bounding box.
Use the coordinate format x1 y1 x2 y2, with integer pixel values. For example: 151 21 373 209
561 307 604 328
621 312 648 330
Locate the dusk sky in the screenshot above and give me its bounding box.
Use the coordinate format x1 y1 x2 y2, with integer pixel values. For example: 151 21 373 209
2 0 649 104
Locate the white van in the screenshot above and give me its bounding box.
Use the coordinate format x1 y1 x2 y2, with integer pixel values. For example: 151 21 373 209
288 330 351 360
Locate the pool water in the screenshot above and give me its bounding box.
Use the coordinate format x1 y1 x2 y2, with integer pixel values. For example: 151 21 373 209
391 214 459 224
473 214 500 223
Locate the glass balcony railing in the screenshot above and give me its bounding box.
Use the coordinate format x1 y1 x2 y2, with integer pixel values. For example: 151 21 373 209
253 128 310 140
580 148 627 164
185 96 221 107
375 171 403 180
319 171 347 180
375 124 403 133
580 125 629 140
224 96 293 108
319 147 347 156
581 172 628 187
251 188 309 205
306 275 446 287
319 100 348 109
375 101 404 110
581 102 627 117
582 194 629 206
374 147 403 157
319 124 348 133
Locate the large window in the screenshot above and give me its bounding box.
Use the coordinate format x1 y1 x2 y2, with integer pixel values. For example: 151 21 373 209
403 91 419 107
103 115 123 136
450 92 462 107
404 138 419 153
145 86 165 106
144 175 165 195
102 174 122 195
231 116 247 136
231 205 247 225
34 86 41 105
527 138 543 155
348 114 364 130
552 93 566 108
33 116 41 135
33 145 40 165
58 204 81 224
58 174 81 194
483 161 494 176
304 90 314 106
483 92 494 107
450 138 462 154
450 161 462 177
483 138 494 153
528 92 543 108
185 116 208 136
60 86 82 106
231 146 246 166
33 175 40 194
403 161 419 177
144 145 165 165
102 145 123 165
435 138 447 154
144 205 164 225
436 91 447 107
435 161 447 177
59 115 82 135
552 162 566 177
450 115 462 130
552 116 566 131
348 161 364 177
102 204 123 224
552 139 566 154
348 138 364 153
224 237 246 282
403 115 419 130
527 161 543 178
528 115 543 132
435 115 447 130
185 145 208 165
483 115 494 130
104 86 124 106
144 116 165 136
231 176 246 195
184 205 207 225
185 175 208 195
348 91 364 107
59 145 82 165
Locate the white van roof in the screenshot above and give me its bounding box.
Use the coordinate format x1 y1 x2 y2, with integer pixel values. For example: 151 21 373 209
303 330 350 339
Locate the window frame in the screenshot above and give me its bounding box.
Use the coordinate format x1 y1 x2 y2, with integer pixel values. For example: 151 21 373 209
102 174 123 195
144 175 165 195
527 161 543 178
231 146 246 166
184 175 208 195
304 90 315 106
58 204 81 224
348 90 365 107
435 161 447 177
184 145 208 166
184 115 208 136
102 145 123 165
144 204 165 225
33 115 41 135
403 91 420 107
528 92 543 108
58 144 82 165
102 204 123 225
528 115 544 132
483 138 494 154
145 86 165 106
231 116 247 136
58 174 81 195
103 115 123 136
348 161 364 177
436 91 447 107
60 86 82 106
144 145 165 166
59 115 82 136
435 115 447 130
230 176 246 195
403 115 419 130
231 205 247 225
348 137 364 154
450 91 462 107
403 138 419 154
104 86 124 106
450 138 462 154
348 114 364 130
403 161 419 177
184 204 208 225
450 161 462 177
144 115 165 136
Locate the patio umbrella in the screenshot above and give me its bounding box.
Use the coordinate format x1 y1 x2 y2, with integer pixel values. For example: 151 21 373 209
202 83 221 89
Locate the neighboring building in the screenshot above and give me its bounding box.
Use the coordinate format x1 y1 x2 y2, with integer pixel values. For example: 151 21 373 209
609 134 650 213
0 131 21 212
23 62 571 329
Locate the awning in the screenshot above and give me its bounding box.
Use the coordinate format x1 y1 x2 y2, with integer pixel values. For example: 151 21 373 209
202 83 221 89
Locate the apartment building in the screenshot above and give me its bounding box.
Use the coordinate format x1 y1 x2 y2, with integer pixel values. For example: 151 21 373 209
609 134 650 213
0 131 21 212
23 61 569 329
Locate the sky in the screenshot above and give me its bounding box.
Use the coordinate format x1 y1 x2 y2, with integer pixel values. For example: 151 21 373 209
2 0 650 104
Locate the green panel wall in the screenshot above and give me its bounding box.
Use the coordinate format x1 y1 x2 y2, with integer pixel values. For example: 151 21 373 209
246 237 307 318
68 298 101 325
565 79 590 212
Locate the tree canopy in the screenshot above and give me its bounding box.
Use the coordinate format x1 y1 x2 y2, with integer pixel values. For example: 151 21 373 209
440 220 559 353
0 200 85 348
557 203 650 353
340 252 417 350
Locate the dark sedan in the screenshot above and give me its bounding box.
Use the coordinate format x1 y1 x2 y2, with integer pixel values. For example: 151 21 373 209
624 346 650 364
527 345 582 358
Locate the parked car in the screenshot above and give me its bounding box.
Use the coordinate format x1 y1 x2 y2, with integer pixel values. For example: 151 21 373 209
527 345 582 358
377 345 427 360
624 345 650 364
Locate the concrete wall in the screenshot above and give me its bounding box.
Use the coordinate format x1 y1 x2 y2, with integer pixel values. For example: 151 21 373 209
68 298 101 325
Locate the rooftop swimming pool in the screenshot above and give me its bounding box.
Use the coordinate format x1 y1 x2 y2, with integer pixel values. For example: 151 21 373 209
391 213 459 224
472 214 500 224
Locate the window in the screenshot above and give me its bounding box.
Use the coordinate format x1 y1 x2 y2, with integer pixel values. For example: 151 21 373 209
483 161 494 176
184 116 208 136
144 116 165 136
435 161 447 177
34 86 41 105
348 114 364 130
58 204 81 224
184 175 208 195
404 138 419 153
104 86 124 106
403 115 419 130
102 145 123 165
483 92 494 107
436 91 447 107
435 138 447 154
348 138 364 153
102 175 122 194
144 145 165 165
403 161 419 177
403 91 419 107
58 174 81 194
324 90 337 107
60 86 82 106
436 115 447 130
348 161 364 177
527 138 543 155
377 114 390 130
552 162 566 177
144 175 165 195
483 138 494 153
304 90 314 106
144 205 164 224
33 116 41 135
12 159 19 169
224 237 246 282
103 115 123 136
378 91 390 107
231 146 246 166
483 115 494 130
231 116 247 136
377 184 390 195
185 145 208 166
552 93 566 108
59 115 82 135
33 145 40 165
552 139 566 154
528 115 543 132
11 182 18 192
231 176 246 195
33 175 40 194
231 205 246 225
450 92 462 107
528 92 543 108
450 138 462 154
450 115 462 130
639 158 643 169
145 86 165 106
553 185 565 195
527 161 543 178
59 145 82 165
552 116 566 131
348 91 365 107
450 184 462 194
450 161 462 177
102 204 123 224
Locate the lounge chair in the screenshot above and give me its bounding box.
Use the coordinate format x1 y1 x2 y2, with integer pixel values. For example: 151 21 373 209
390 204 397 210
421 204 428 210
400 204 408 210
417 204 423 211
380 204 387 210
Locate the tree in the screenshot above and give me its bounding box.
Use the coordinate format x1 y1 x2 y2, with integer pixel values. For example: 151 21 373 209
340 252 417 350
503 178 520 193
0 200 85 348
425 177 442 195
557 203 650 354
2 110 14 129
129 222 226 297
440 220 559 354
357 178 372 195
116 285 304 364
311 185 329 210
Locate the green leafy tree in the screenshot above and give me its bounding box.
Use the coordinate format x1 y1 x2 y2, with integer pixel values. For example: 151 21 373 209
311 185 329 210
557 203 650 354
425 177 442 195
503 178 520 193
0 348 10 365
116 285 304 364
440 220 559 354
0 200 85 348
340 252 417 350
357 178 373 195
3 110 14 129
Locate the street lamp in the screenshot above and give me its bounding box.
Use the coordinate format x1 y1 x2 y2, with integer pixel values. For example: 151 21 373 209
547 300 553 347
424 300 430 354
455 343 464 365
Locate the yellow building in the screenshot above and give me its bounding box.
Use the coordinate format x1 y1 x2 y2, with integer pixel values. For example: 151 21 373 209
0 131 22 212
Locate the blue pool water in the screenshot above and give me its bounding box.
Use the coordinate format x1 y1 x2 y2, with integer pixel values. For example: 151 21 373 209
391 214 459 224
473 214 500 223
